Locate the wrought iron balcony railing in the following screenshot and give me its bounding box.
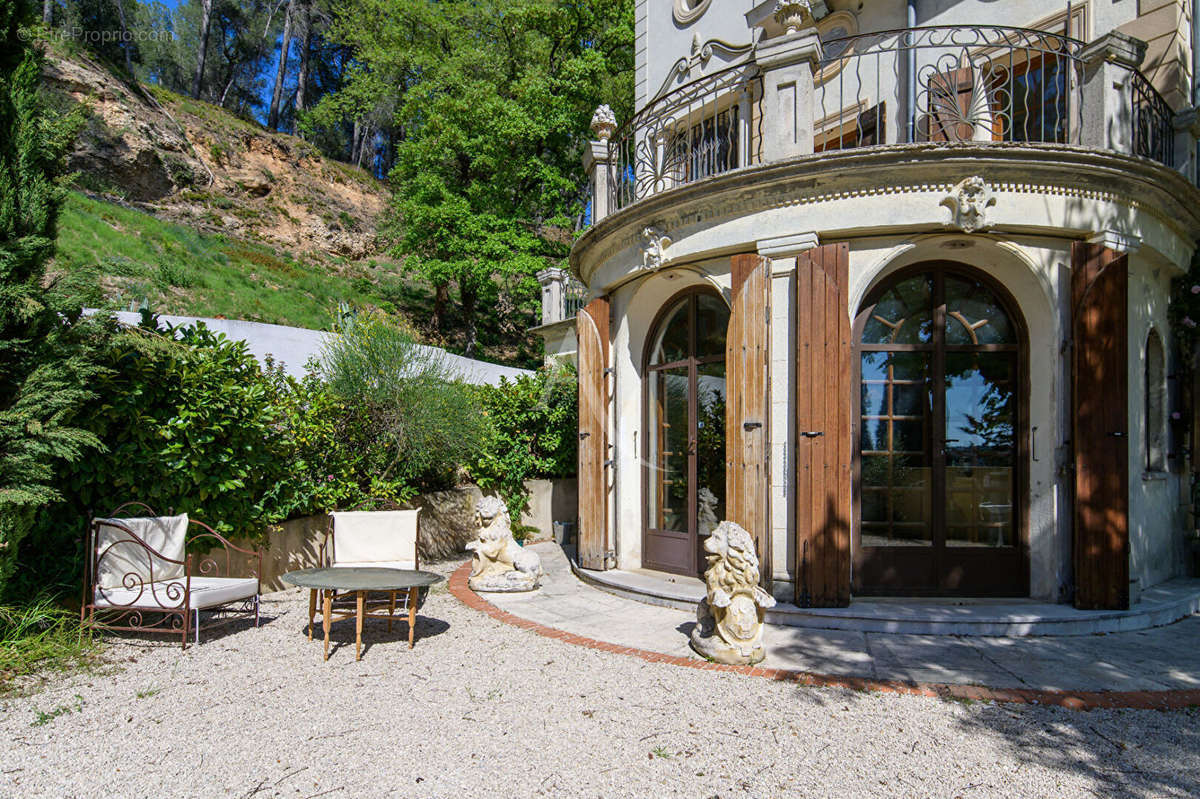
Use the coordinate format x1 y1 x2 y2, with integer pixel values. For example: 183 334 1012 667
607 64 764 212
593 25 1178 218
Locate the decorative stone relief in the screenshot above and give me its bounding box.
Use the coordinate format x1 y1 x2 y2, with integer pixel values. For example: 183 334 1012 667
942 176 996 234
590 105 616 142
466 496 542 592
640 226 671 271
690 521 777 665
673 0 711 25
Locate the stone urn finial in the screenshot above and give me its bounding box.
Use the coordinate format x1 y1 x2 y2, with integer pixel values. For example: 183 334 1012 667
590 105 617 142
773 0 814 34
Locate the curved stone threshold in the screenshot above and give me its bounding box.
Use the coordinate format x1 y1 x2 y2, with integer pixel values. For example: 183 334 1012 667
449 560 1200 711
572 563 1200 637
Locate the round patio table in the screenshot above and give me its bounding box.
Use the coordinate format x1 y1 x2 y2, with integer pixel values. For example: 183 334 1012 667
281 567 444 661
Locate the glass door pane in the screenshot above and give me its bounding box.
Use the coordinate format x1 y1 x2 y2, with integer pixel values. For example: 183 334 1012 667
696 361 727 539
944 352 1016 547
647 367 691 533
859 351 934 547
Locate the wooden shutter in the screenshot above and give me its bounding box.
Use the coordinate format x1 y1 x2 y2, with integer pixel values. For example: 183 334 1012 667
726 254 771 582
795 243 852 607
577 297 610 571
1071 243 1129 610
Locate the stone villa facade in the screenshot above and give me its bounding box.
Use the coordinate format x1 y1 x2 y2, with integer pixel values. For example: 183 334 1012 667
541 0 1200 610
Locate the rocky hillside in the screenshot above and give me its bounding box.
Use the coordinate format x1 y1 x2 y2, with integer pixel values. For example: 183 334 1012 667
43 48 389 262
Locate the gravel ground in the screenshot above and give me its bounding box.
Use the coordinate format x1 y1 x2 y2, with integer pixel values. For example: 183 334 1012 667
2 558 1197 799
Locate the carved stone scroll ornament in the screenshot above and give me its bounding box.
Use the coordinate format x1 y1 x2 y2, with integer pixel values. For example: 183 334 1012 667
941 176 996 234
466 496 543 592
690 521 777 665
640 226 671 271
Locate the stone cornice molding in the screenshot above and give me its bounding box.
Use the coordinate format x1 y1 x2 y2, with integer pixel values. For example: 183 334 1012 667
757 232 820 258
571 143 1200 285
1079 31 1147 70
1089 230 1143 254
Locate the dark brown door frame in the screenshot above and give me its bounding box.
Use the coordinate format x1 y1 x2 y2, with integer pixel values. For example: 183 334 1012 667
851 261 1031 597
641 286 728 576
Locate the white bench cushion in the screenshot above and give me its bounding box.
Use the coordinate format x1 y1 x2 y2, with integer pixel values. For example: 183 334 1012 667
94 577 258 610
330 510 420 566
94 514 188 590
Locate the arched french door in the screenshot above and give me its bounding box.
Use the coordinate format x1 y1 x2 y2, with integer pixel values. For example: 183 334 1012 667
853 263 1029 596
643 288 730 576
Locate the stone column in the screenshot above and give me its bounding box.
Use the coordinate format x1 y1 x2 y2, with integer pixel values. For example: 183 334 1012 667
536 267 568 326
584 105 616 224
1079 32 1148 156
755 25 823 163
1173 108 1200 183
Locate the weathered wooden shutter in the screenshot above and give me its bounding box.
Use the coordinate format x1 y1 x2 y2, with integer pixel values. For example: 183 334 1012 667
726 254 771 581
794 243 852 607
1071 243 1129 610
577 296 610 571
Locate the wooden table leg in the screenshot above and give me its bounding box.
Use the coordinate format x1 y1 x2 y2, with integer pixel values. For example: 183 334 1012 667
388 591 396 633
355 591 365 661
407 587 418 649
308 589 316 640
322 590 332 661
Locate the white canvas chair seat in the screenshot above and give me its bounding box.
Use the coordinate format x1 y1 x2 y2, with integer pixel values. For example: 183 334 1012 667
332 559 416 571
328 509 420 569
94 577 259 610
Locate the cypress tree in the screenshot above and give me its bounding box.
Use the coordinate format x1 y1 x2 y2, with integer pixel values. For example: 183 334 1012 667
0 0 100 595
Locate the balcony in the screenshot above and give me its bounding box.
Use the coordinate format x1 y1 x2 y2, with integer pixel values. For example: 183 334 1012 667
591 25 1180 221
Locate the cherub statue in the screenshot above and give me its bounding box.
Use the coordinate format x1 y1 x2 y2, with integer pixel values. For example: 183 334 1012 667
690 521 776 665
465 496 543 592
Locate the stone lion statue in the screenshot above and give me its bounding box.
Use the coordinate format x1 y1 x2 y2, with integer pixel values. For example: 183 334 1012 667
465 496 542 592
690 521 776 665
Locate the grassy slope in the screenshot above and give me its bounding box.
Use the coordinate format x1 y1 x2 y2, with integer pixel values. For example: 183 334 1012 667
51 193 545 366
52 192 399 329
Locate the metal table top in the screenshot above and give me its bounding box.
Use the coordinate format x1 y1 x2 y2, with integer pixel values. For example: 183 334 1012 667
281 567 444 592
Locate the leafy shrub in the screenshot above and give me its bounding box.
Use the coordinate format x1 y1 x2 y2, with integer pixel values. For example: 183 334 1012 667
470 364 577 522
10 317 296 598
317 311 488 496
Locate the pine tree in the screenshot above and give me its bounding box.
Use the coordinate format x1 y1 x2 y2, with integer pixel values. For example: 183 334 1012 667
0 0 100 595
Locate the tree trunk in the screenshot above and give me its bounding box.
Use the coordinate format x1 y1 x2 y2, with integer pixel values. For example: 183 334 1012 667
294 2 311 119
430 282 449 331
43 0 52 25
350 119 362 165
191 0 214 99
267 0 294 130
113 0 134 76
461 282 478 357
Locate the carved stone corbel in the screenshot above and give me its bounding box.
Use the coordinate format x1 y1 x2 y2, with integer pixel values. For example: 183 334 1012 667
941 176 996 234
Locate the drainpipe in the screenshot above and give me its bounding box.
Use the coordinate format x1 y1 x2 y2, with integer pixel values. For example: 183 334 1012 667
906 0 917 143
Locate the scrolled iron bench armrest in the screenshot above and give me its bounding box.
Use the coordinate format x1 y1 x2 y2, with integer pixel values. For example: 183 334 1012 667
186 518 264 586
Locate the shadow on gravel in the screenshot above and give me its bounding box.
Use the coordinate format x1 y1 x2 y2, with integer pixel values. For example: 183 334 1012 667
951 701 1200 798
315 616 452 660
93 612 279 649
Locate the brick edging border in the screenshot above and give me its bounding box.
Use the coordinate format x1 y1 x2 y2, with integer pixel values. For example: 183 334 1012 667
448 562 1200 712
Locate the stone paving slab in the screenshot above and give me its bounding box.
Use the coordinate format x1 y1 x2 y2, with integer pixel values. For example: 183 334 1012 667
478 543 1200 699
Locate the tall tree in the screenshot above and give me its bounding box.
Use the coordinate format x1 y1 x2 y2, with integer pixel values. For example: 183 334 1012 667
0 0 101 594
191 0 214 97
318 0 633 355
266 0 293 129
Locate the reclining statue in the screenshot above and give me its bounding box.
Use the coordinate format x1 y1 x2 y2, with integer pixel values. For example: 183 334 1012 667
690 520 776 665
465 496 543 592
